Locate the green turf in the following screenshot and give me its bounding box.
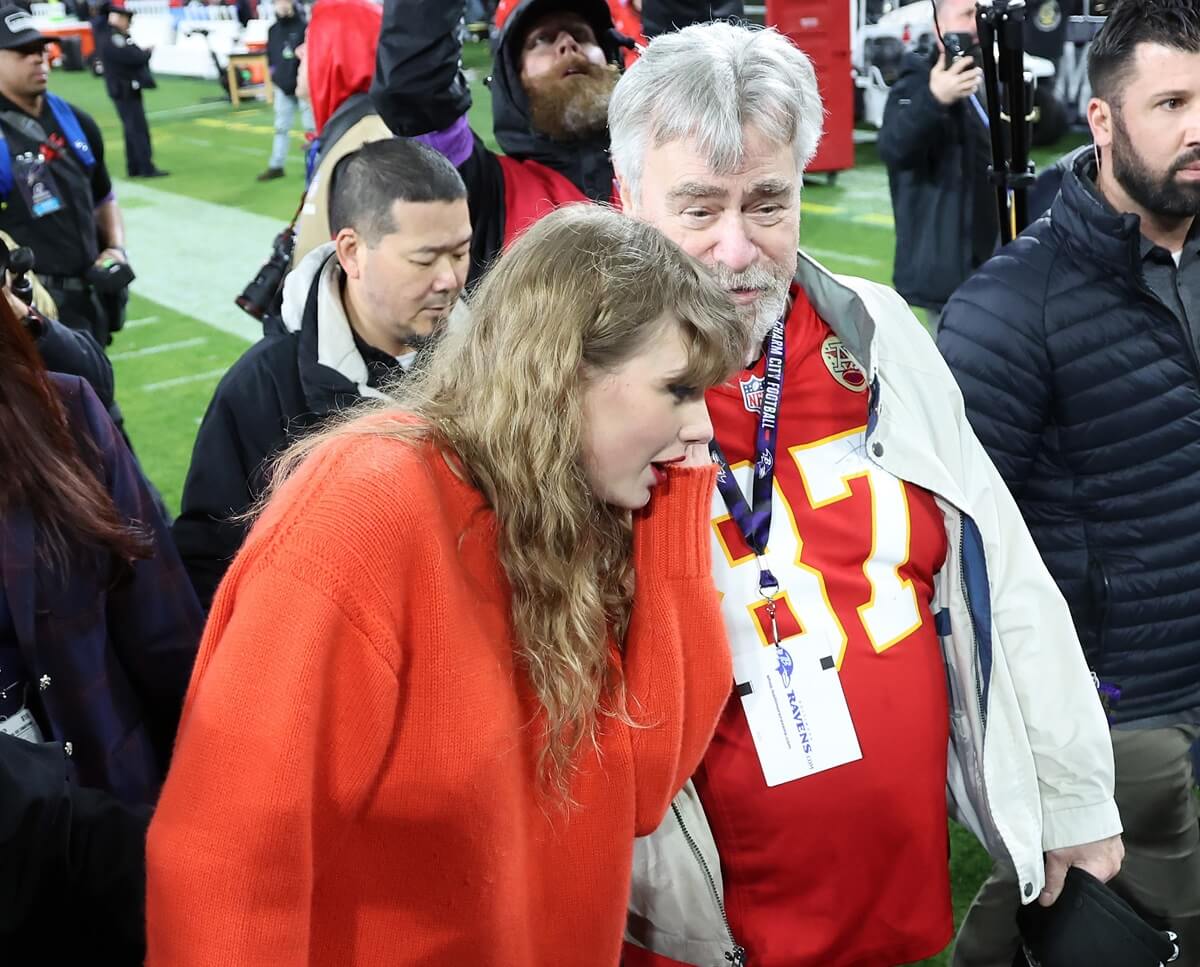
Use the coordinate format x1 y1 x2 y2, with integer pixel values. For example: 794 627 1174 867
40 55 1086 965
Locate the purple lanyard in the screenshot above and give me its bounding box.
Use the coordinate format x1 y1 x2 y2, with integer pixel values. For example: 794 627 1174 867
710 317 786 599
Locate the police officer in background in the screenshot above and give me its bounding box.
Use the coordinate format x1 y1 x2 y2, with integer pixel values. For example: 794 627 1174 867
100 0 166 179
0 6 133 343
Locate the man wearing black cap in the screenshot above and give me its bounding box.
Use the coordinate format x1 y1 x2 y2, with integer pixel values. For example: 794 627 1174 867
371 0 626 285
0 5 131 343
100 0 165 178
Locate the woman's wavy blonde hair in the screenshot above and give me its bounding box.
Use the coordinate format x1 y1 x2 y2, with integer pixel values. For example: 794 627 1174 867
265 203 746 794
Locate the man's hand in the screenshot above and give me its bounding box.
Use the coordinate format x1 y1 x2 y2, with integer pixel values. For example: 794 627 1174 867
96 247 127 266
1040 834 1124 907
930 54 983 106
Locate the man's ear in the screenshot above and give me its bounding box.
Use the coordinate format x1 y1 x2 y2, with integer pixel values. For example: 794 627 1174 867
1087 96 1115 151
615 173 635 215
334 228 362 280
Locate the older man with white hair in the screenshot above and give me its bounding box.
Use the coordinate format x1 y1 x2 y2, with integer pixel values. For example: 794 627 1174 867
612 22 1124 967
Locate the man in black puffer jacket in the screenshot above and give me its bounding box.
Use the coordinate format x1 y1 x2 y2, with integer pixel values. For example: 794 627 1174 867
878 0 997 328
938 2 1200 965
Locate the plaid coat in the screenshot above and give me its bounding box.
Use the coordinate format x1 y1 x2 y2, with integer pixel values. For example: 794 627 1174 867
1 375 203 805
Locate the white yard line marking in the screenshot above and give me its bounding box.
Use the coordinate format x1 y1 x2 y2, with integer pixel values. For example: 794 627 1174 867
145 100 251 122
142 368 230 392
804 246 885 268
123 315 160 328
109 336 207 360
115 178 281 343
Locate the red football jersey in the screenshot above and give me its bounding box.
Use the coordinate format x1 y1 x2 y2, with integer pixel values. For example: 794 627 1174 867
695 288 953 966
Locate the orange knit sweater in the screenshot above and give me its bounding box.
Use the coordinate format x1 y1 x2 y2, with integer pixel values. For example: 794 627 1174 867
145 432 731 966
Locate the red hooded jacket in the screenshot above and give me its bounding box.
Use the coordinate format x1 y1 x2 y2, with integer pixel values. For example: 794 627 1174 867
305 0 382 133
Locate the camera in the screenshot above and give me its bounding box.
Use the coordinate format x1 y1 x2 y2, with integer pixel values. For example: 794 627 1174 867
236 227 295 321
0 244 36 306
85 256 135 294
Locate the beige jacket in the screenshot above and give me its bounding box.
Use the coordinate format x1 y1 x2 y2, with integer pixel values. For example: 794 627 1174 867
292 114 393 266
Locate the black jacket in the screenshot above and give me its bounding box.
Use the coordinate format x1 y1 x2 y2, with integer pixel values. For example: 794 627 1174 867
371 0 622 283
173 255 403 609
34 313 114 411
640 0 744 37
267 12 307 97
878 51 996 309
0 734 150 962
938 152 1200 726
100 27 155 99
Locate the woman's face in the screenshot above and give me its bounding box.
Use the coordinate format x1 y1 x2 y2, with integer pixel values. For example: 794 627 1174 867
581 317 714 509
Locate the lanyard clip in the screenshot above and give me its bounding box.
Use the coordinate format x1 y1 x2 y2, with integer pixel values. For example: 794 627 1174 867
757 562 783 647
757 562 779 599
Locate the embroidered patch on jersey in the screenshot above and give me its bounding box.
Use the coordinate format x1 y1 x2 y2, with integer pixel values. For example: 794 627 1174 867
821 336 867 393
740 374 765 413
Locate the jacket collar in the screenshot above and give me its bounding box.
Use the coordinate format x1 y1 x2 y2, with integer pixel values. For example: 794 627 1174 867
1051 150 1145 274
282 244 392 415
792 250 877 371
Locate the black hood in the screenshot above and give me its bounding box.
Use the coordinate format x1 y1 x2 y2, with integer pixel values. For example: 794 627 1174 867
490 0 625 200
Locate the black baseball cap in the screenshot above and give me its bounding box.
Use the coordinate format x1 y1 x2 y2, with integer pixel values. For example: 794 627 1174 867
0 6 48 50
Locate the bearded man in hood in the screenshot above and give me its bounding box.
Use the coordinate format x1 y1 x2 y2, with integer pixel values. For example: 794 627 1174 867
372 0 625 284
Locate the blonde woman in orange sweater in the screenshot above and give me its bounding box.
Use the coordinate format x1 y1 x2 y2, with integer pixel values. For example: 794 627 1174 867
145 204 747 966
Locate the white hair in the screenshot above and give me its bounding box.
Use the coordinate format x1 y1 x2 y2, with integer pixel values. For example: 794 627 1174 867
609 21 824 201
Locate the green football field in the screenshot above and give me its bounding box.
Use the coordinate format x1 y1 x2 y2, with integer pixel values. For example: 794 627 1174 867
45 45 1088 965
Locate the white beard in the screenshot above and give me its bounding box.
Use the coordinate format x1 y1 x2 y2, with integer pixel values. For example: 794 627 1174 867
745 286 789 357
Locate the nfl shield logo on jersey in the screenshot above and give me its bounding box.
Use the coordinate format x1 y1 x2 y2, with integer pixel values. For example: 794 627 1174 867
740 375 765 413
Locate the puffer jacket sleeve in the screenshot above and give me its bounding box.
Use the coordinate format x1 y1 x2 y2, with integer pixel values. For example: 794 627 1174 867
937 240 1054 498
370 0 472 137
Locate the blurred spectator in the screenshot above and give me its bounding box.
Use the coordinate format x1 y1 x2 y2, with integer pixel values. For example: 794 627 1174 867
0 286 203 808
372 0 627 284
257 0 313 181
0 6 134 344
0 732 150 962
878 0 997 329
99 0 167 178
291 0 390 263
174 139 471 609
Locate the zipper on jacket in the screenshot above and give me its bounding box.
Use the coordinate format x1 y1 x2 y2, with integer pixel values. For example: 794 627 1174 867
955 516 1020 884
1134 277 1200 383
670 801 747 967
957 522 986 728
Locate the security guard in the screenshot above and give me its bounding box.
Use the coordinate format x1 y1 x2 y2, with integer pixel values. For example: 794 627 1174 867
0 5 132 343
100 0 166 178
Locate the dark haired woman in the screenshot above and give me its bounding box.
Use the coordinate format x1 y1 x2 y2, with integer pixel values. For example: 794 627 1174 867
0 287 203 807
